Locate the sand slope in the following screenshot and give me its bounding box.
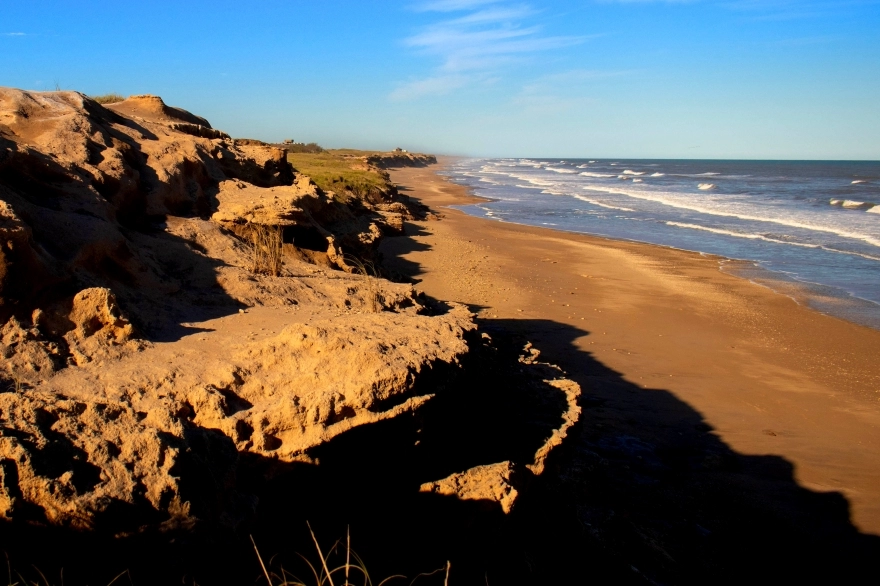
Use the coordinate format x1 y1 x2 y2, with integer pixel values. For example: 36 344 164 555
0 90 497 531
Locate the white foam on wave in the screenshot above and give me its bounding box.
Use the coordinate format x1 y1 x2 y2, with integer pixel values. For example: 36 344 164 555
698 183 716 190
579 172 615 178
581 184 880 248
632 178 643 183
546 168 578 174
573 194 635 211
832 199 876 210
576 164 589 168
852 180 867 184
491 170 560 187
521 177 555 187
868 207 880 214
666 222 820 248
651 173 665 177
622 170 645 176
666 222 880 262
843 200 875 210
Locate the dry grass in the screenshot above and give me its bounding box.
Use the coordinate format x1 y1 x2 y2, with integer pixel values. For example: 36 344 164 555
251 525 450 586
91 93 126 105
2 372 25 393
3 555 132 586
247 224 284 276
343 255 382 313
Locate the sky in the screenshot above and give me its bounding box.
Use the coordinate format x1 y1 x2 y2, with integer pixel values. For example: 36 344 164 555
2 0 879 159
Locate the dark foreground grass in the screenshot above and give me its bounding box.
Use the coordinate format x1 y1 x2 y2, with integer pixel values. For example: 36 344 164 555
251 524 450 586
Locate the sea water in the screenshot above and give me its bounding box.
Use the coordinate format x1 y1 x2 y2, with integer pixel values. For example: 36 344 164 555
441 159 880 329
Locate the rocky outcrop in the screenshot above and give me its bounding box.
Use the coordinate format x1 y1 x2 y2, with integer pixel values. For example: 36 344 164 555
420 461 519 514
0 87 580 538
0 88 478 532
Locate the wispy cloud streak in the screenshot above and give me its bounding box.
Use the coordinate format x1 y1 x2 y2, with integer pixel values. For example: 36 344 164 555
392 3 586 100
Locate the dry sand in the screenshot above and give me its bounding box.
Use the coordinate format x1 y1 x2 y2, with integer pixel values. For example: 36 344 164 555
381 158 880 535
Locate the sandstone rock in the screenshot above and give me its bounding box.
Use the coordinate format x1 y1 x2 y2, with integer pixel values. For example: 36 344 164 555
0 87 482 532
67 288 133 342
420 461 519 514
0 387 241 530
1 317 63 379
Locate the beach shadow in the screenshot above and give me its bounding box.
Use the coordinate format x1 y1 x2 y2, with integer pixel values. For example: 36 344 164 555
1 320 879 584
207 319 880 584
471 318 880 584
232 313 880 584
379 220 436 283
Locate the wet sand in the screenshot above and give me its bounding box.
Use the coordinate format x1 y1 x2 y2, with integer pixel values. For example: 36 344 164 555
381 158 880 535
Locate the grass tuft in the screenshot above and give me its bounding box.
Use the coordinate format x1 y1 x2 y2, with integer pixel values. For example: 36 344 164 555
250 525 447 586
247 224 284 277
2 372 25 393
91 93 126 105
343 255 381 313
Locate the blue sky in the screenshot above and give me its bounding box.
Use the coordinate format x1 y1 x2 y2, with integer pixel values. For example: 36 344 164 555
2 1 878 159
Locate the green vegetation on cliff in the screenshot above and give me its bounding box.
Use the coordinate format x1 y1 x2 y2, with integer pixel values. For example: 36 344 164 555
286 151 391 202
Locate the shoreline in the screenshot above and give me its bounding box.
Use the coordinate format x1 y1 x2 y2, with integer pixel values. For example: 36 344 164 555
459 195 880 329
381 158 880 535
436 157 880 331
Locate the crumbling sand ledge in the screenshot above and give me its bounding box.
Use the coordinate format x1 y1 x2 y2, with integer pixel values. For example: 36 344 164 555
0 89 580 532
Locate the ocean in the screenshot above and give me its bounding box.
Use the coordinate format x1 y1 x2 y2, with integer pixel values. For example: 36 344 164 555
441 158 880 329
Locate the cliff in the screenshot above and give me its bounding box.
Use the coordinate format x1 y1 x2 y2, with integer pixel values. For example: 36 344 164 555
0 88 579 556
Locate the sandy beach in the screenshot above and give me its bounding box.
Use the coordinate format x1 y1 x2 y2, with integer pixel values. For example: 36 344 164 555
382 158 880 540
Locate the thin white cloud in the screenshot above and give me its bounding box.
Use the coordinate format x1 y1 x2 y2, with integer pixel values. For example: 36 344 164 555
1 32 26 36
393 3 587 101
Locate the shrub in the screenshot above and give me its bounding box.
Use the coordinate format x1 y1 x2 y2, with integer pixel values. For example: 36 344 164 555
284 142 325 154
91 93 126 105
248 224 284 277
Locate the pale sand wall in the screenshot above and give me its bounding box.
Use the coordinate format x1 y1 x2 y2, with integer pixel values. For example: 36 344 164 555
381 158 880 535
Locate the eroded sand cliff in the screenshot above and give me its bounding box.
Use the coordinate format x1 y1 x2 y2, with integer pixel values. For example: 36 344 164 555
0 89 579 536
